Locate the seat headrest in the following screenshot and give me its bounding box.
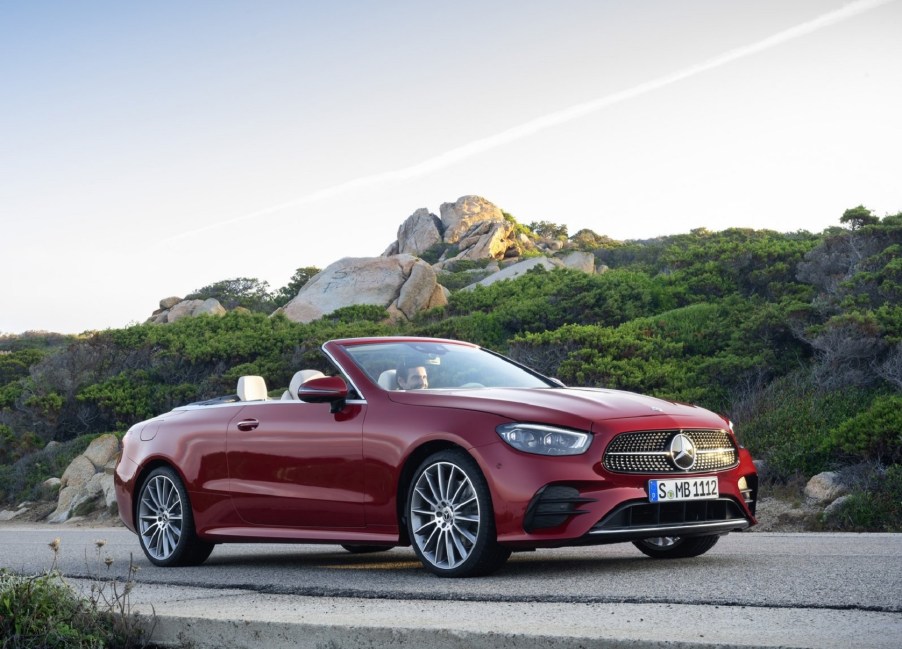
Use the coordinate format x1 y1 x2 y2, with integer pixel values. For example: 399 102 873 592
237 375 268 401
377 369 397 390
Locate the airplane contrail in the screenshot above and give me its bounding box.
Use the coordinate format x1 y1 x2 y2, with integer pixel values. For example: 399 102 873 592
165 0 895 241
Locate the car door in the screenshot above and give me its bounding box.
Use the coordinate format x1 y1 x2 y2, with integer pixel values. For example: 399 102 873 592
226 400 365 528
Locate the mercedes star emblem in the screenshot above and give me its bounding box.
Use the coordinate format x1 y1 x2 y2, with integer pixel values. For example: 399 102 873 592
669 433 697 470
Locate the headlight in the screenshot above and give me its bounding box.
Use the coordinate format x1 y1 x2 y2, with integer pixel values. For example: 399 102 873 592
496 423 591 456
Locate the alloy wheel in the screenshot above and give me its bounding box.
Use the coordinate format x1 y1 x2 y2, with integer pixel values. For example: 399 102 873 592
138 473 184 562
409 461 480 570
645 536 679 548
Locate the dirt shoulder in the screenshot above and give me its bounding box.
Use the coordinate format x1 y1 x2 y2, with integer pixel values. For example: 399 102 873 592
747 496 821 532
0 501 123 528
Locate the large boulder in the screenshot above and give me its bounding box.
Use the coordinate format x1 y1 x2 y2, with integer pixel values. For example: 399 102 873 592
440 195 505 245
804 471 851 504
49 434 121 524
276 255 447 323
462 256 562 290
382 196 521 266
559 251 596 274
148 297 226 324
396 262 442 319
450 220 516 262
167 298 226 322
82 434 120 467
388 208 444 256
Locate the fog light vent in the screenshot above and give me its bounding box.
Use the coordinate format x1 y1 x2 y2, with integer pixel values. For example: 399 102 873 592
523 485 595 532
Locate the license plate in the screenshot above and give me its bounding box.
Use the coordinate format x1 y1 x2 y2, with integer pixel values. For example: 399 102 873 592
648 477 718 502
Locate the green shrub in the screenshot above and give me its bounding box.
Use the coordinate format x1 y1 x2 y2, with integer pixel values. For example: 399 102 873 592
323 304 389 324
0 434 97 504
437 270 490 292
185 276 276 312
528 220 568 240
1 570 107 648
511 297 800 413
821 464 902 532
502 210 534 239
0 426 42 466
734 372 874 480
417 244 443 265
0 541 145 648
826 394 902 463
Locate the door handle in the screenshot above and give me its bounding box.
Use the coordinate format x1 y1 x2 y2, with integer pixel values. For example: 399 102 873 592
236 419 259 431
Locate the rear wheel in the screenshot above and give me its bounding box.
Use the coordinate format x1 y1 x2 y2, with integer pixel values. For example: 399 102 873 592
632 534 720 559
406 449 510 577
136 466 214 567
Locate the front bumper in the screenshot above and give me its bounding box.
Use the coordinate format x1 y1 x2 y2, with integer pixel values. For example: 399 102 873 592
474 440 758 548
585 497 751 543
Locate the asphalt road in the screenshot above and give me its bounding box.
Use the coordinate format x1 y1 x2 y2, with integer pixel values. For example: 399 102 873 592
2 526 901 648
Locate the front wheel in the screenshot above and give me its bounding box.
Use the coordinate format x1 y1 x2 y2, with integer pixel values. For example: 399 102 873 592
632 534 720 559
406 449 510 577
136 466 214 567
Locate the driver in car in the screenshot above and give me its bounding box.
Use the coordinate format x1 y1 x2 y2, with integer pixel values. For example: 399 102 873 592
397 361 429 390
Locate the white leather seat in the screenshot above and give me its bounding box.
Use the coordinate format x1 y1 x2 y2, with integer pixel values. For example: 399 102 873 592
377 369 397 390
281 369 325 400
237 375 268 401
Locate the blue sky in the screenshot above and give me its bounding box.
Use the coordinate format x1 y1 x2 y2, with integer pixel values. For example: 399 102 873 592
2 0 900 334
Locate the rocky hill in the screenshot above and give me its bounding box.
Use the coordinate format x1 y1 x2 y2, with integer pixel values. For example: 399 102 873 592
148 195 600 325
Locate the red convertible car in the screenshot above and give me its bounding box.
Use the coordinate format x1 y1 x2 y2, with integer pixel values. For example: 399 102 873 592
115 336 757 577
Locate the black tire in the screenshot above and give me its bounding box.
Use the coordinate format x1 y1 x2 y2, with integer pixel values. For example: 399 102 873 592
632 534 720 559
341 544 389 554
406 449 511 577
136 466 214 567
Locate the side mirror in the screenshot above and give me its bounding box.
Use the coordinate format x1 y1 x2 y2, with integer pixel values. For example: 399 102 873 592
297 376 349 408
298 376 348 403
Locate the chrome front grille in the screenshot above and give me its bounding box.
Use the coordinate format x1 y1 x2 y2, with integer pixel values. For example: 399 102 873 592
603 429 738 474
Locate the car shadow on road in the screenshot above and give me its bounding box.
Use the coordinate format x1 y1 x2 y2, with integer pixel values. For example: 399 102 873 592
191 544 736 580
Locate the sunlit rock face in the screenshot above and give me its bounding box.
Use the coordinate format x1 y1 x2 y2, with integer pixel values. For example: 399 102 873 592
147 297 226 324
383 207 444 257
276 255 447 324
439 195 505 245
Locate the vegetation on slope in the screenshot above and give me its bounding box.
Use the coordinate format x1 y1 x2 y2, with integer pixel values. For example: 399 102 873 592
1 207 900 529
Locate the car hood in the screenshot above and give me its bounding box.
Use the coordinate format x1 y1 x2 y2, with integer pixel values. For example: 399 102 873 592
385 387 725 431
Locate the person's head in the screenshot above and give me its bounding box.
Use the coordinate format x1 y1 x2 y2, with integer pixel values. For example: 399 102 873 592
397 360 428 390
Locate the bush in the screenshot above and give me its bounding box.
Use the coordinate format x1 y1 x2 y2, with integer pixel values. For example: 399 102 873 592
271 266 321 308
418 242 450 265
733 372 874 480
821 464 902 532
436 268 494 292
826 394 902 463
528 220 568 240
185 276 275 313
0 425 42 466
321 304 390 324
1 570 110 648
0 434 97 504
0 540 145 648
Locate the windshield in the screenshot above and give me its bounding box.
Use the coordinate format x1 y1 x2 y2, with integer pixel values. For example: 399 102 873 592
341 342 554 390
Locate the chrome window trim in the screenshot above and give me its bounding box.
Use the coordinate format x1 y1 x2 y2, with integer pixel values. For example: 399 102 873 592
321 345 368 403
